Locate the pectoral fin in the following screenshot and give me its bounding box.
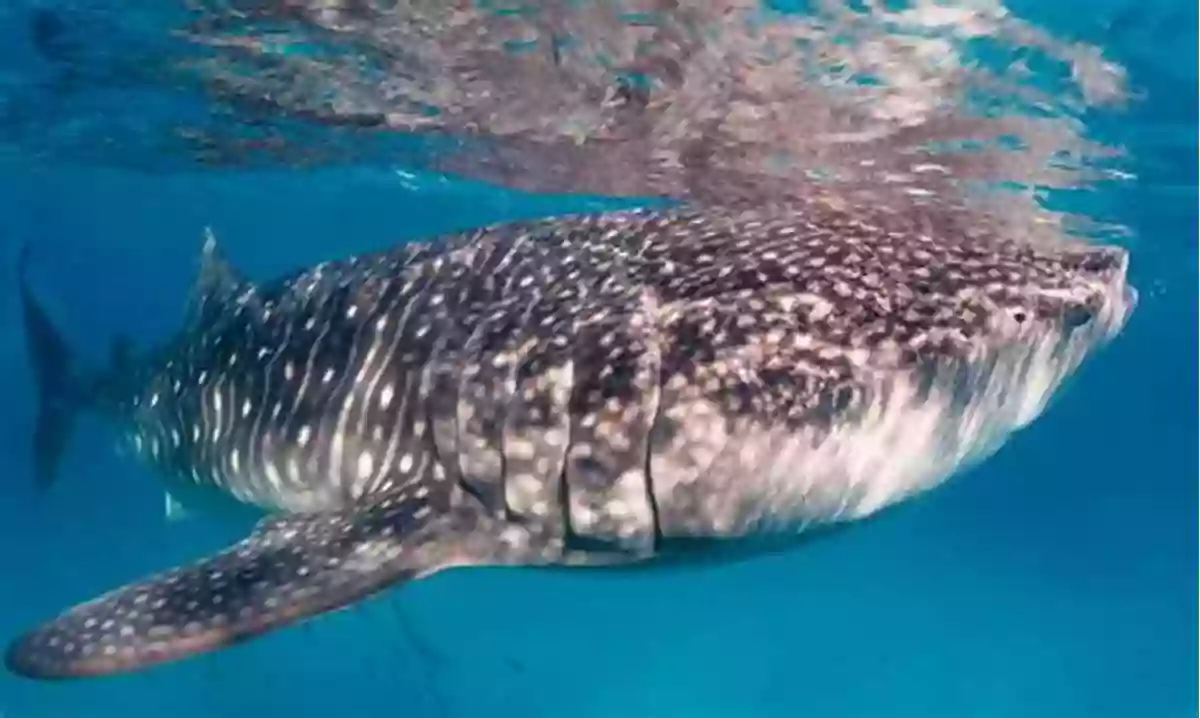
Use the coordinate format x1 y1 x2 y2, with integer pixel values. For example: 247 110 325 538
6 490 472 680
163 491 191 522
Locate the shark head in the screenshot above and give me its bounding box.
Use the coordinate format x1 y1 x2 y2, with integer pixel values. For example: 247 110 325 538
640 209 1139 537
765 237 1137 527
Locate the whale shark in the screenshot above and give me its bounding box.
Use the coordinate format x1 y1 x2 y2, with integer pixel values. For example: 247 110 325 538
7 203 1137 680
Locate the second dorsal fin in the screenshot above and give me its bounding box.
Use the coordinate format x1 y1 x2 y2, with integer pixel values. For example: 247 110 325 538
184 227 258 328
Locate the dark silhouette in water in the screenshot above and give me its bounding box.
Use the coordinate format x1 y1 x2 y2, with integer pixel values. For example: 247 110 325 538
7 203 1135 680
17 243 83 490
27 8 85 95
30 9 69 62
29 8 80 65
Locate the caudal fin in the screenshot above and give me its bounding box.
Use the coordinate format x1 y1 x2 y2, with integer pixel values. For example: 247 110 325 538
17 244 90 490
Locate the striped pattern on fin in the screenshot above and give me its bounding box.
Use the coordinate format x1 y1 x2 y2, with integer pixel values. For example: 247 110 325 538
5 490 458 679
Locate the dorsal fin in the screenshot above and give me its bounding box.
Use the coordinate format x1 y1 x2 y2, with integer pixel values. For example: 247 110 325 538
184 227 258 328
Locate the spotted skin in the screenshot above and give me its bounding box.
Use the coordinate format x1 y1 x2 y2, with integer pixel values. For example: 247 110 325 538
6 492 437 678
9 204 1137 679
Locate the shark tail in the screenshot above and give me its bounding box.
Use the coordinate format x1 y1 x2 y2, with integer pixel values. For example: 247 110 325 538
17 243 98 491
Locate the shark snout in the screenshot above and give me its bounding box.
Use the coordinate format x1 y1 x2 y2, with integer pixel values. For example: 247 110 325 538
979 243 1137 348
1061 244 1137 340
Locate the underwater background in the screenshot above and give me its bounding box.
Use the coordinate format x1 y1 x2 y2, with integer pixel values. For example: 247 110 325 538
0 0 1195 716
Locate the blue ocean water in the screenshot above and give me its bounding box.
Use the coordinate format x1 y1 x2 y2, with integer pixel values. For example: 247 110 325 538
0 1 1195 717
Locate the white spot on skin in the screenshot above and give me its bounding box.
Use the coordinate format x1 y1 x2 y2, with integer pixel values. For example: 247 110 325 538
323 368 335 384
398 454 414 473
380 384 395 409
287 458 302 485
265 461 284 488
298 425 311 446
357 451 375 480
242 399 252 417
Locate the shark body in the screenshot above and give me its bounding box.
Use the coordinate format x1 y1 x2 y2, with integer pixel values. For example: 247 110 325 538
9 204 1136 679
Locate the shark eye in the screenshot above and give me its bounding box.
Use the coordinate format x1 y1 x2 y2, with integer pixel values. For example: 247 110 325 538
1011 310 1028 324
